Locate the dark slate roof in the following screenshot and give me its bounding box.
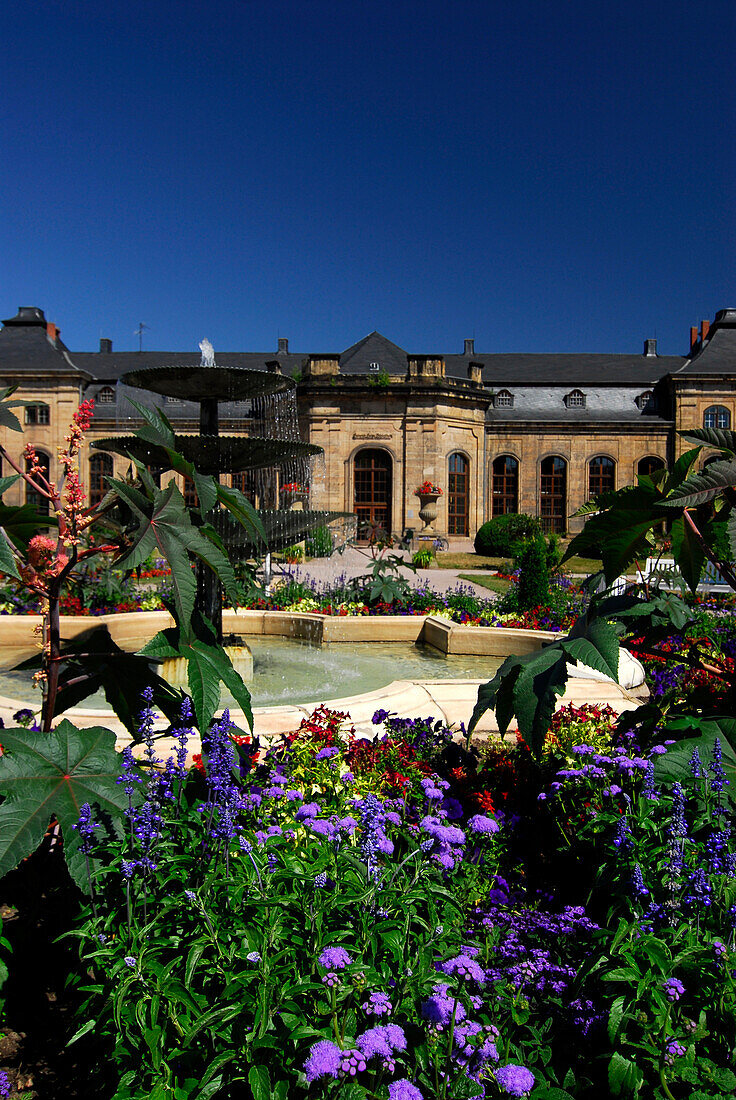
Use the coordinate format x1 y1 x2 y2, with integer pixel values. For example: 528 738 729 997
487 407 671 424
0 307 90 377
671 309 736 375
339 332 410 375
72 350 307 382
444 353 684 385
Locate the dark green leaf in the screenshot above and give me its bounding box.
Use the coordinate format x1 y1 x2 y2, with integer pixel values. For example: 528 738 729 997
247 1066 271 1100
660 460 736 509
562 617 620 681
126 398 175 449
608 1052 643 1097
669 514 705 593
680 427 736 455
0 723 128 893
0 475 20 497
0 501 58 551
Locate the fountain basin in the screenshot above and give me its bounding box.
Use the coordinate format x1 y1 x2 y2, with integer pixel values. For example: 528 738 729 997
0 611 645 748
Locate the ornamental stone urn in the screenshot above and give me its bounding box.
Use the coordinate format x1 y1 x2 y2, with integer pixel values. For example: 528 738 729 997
417 492 441 534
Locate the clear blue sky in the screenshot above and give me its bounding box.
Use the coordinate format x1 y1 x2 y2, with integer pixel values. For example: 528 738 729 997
3 0 734 356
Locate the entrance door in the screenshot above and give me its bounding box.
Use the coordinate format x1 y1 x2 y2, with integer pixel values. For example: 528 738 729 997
540 456 567 533
354 450 392 540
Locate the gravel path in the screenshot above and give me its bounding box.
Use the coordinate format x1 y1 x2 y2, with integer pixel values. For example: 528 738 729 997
268 546 499 601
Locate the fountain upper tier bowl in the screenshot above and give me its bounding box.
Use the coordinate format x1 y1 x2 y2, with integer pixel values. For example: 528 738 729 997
121 364 295 401
90 436 322 475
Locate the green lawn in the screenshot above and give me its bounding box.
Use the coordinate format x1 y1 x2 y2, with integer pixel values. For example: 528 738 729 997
457 573 512 595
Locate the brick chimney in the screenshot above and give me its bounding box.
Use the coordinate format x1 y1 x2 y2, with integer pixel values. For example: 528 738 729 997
700 319 710 343
46 322 60 345
277 337 289 355
99 337 112 353
690 325 699 351
464 338 474 356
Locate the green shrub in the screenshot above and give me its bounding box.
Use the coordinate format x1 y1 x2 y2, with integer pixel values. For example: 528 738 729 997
474 513 541 557
305 524 333 558
516 536 550 610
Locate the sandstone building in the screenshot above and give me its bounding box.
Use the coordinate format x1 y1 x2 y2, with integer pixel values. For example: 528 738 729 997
0 305 734 544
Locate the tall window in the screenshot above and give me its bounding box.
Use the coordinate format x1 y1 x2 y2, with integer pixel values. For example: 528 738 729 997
26 451 50 516
638 456 665 479
231 471 257 504
588 455 615 498
540 456 567 533
448 453 469 536
492 455 518 516
704 405 730 429
89 453 112 508
25 403 50 426
353 449 392 540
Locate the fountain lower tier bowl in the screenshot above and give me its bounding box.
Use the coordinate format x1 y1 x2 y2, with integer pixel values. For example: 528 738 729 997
91 436 322 475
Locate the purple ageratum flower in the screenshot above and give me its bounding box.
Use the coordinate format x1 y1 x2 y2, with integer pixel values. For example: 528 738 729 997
339 1048 367 1076
295 802 320 822
356 1024 407 1069
468 814 500 835
663 977 685 1002
362 990 392 1016
304 1039 342 1083
495 1064 535 1096
315 746 339 761
0 1071 11 1099
388 1081 423 1100
124 956 137 969
372 709 390 724
665 1040 686 1065
421 984 467 1029
440 953 485 983
318 946 352 970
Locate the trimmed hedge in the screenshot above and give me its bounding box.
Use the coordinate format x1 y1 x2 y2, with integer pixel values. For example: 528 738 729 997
474 513 542 557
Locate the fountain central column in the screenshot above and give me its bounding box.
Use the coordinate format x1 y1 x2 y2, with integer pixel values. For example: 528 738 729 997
196 396 223 642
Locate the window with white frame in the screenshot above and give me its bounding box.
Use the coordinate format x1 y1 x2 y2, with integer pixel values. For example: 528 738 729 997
494 389 514 408
565 390 586 409
97 386 115 404
704 405 730 429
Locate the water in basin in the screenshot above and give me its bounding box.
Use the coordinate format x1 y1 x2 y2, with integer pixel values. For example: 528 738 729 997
0 639 503 712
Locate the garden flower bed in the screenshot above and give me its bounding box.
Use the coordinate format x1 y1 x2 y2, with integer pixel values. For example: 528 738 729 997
2 698 732 1099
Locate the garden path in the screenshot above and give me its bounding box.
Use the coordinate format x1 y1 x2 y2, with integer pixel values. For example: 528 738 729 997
273 545 496 600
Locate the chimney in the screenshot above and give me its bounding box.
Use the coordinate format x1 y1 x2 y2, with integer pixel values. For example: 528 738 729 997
643 339 657 357
99 337 112 353
467 361 483 385
700 319 710 343
690 325 699 351
277 337 289 355
46 322 60 344
464 338 474 356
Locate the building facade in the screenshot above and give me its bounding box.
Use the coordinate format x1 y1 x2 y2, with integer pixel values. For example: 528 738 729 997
1 305 734 543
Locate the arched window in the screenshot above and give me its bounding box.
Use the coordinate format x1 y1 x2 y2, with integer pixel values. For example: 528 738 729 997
25 403 50 426
492 455 518 516
354 449 392 541
564 390 586 409
89 453 112 507
448 453 469 536
26 451 50 515
540 456 567 533
494 389 514 408
588 456 615 498
638 456 665 479
97 386 115 405
704 405 730 429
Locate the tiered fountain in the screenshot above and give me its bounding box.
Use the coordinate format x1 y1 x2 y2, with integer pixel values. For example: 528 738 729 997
91 339 352 678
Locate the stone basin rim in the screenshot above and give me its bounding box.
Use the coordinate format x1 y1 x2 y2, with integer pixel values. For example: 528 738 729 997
0 609 646 747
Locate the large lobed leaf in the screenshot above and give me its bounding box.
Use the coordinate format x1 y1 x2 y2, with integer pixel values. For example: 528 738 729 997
659 459 736 510
140 622 253 734
0 722 128 893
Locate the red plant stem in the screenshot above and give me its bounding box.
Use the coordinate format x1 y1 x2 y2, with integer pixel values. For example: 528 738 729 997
682 508 736 592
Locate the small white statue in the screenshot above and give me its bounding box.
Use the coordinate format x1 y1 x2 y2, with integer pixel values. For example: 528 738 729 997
199 338 215 368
